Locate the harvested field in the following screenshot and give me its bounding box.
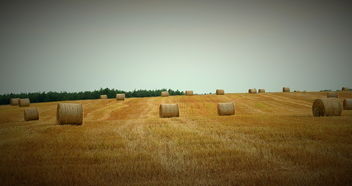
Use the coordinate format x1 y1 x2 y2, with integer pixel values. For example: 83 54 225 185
0 92 352 185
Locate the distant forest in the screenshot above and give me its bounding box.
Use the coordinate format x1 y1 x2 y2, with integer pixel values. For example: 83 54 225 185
0 88 184 105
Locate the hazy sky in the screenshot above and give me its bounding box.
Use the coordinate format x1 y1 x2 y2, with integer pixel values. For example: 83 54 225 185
1 0 351 94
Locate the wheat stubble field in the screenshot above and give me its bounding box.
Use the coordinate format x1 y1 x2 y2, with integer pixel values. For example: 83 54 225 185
0 92 352 185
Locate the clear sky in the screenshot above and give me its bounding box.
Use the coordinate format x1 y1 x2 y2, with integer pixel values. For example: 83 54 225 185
1 0 351 94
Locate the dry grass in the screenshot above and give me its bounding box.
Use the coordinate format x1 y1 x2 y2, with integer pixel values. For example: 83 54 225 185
0 92 352 185
327 92 338 98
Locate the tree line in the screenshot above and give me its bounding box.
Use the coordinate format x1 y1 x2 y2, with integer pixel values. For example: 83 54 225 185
0 88 184 105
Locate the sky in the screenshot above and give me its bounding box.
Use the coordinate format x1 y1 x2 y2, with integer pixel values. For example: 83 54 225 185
0 0 351 94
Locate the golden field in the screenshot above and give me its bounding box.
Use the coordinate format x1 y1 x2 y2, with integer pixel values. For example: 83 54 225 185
0 92 352 186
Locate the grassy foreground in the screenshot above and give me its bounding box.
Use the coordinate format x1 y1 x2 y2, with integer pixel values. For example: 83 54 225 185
0 92 352 185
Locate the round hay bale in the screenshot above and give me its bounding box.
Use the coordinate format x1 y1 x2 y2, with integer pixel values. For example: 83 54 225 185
312 98 342 117
161 91 169 97
327 92 338 98
217 102 235 116
57 103 83 125
258 89 265 93
185 90 193 96
159 104 179 118
100 95 108 99
342 87 350 91
343 99 352 110
216 89 224 95
248 89 257 94
116 94 125 101
283 87 290 92
19 98 30 107
24 107 39 121
10 98 20 106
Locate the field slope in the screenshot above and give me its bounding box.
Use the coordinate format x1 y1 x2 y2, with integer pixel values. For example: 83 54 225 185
0 92 352 185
